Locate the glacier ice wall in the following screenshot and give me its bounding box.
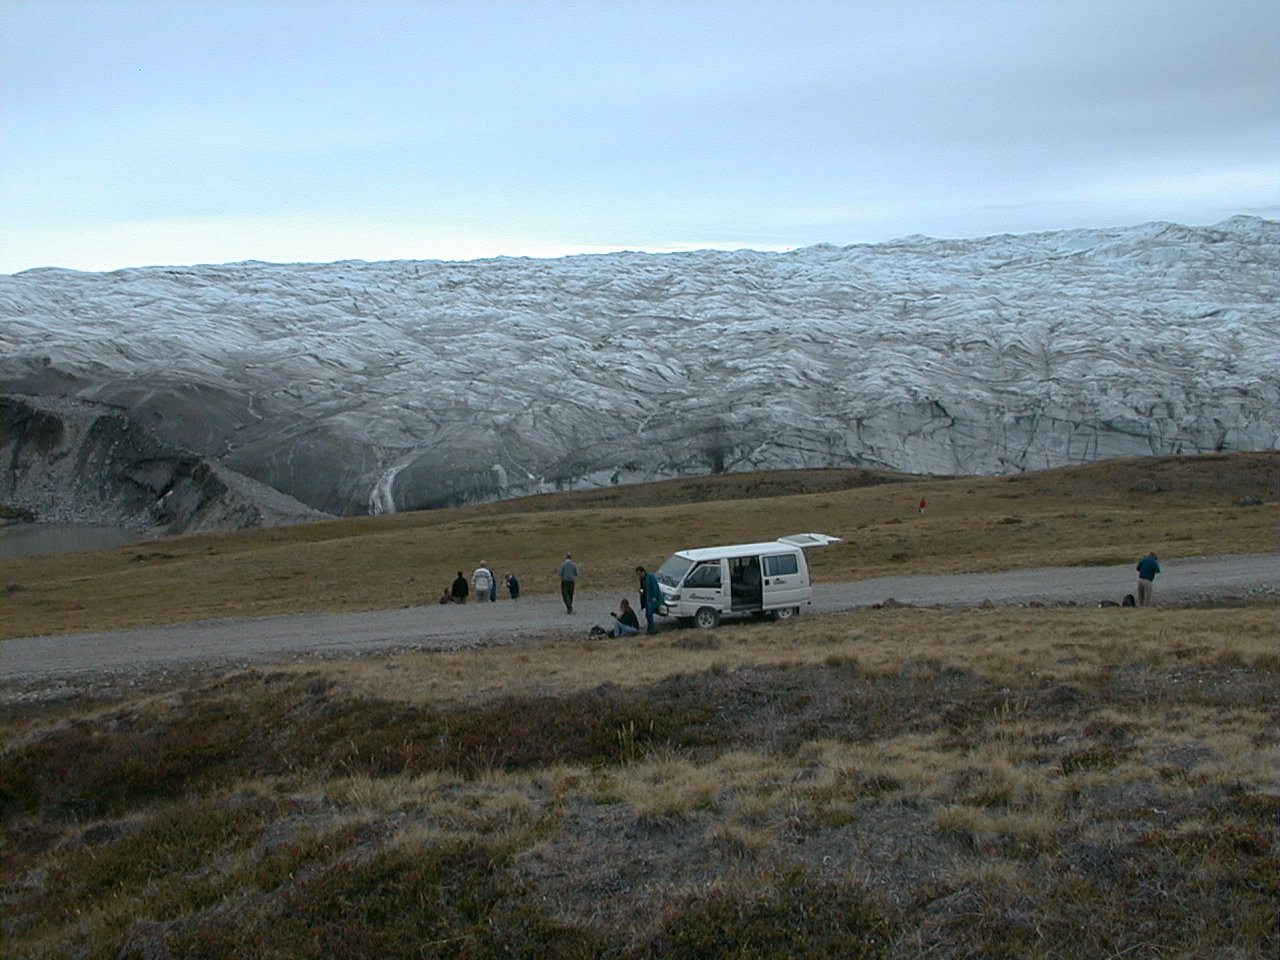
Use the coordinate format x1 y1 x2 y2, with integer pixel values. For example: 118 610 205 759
1 216 1276 517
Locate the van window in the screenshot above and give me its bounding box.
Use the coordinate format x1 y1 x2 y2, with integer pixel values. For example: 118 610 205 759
685 562 722 588
763 554 798 577
656 555 693 586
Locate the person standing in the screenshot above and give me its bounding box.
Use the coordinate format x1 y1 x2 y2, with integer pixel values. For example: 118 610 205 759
636 565 662 634
472 562 494 606
450 571 469 604
558 553 579 614
1136 552 1160 606
505 572 520 600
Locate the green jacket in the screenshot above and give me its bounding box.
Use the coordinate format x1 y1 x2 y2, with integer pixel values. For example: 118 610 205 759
640 572 662 611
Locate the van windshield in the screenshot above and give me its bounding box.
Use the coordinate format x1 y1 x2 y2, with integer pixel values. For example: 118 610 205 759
656 555 693 587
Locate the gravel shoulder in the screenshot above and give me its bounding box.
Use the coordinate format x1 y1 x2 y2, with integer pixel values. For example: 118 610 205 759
2 553 1274 697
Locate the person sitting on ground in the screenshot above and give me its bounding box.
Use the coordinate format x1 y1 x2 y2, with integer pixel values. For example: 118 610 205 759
608 598 641 637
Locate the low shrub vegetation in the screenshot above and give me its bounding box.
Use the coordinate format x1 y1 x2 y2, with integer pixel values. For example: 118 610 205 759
3 602 1275 959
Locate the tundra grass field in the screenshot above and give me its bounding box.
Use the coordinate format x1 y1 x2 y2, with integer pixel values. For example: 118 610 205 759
2 452 1276 638
2 452 1277 959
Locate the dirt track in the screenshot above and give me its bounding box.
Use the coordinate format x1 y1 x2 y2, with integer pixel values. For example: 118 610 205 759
1 554 1274 695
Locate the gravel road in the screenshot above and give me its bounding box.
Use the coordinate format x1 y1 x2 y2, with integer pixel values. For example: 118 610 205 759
2 554 1273 695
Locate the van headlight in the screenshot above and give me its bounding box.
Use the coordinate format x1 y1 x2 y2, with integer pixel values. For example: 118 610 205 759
668 592 680 602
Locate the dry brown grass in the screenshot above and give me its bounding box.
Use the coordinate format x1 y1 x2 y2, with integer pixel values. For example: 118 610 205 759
5 604 1274 957
2 451 1275 638
257 603 1275 708
3 601 1275 958
2 453 1277 959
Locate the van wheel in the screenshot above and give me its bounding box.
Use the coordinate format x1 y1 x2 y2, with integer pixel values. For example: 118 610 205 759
772 606 798 621
694 607 721 630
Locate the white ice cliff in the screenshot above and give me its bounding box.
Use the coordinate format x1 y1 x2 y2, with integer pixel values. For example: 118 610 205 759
1 216 1276 520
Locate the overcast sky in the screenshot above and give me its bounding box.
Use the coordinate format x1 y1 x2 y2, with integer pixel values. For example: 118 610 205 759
3 0 1276 273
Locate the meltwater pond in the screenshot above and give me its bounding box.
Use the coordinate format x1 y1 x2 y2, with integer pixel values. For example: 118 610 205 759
0 523 142 559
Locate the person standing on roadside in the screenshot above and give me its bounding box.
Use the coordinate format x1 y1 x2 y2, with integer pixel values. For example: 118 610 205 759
636 565 662 634
558 553 579 614
472 562 495 606
505 572 520 600
1136 552 1160 606
450 571 469 604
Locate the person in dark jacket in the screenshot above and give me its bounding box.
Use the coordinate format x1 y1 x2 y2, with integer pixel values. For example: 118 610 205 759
607 598 641 637
1136 552 1160 606
505 573 520 600
450 571 469 604
636 565 662 634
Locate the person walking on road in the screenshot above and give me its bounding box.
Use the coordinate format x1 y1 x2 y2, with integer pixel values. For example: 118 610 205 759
1136 552 1160 606
558 553 579 614
472 563 495 605
637 565 662 634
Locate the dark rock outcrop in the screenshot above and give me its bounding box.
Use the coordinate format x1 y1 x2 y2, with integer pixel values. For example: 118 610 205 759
1 394 330 535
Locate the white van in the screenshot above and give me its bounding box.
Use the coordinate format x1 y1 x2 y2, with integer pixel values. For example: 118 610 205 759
654 533 841 628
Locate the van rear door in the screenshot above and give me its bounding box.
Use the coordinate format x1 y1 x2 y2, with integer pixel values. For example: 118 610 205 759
777 533 842 548
767 534 839 609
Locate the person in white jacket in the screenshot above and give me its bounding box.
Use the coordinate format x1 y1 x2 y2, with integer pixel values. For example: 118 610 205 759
472 563 494 604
